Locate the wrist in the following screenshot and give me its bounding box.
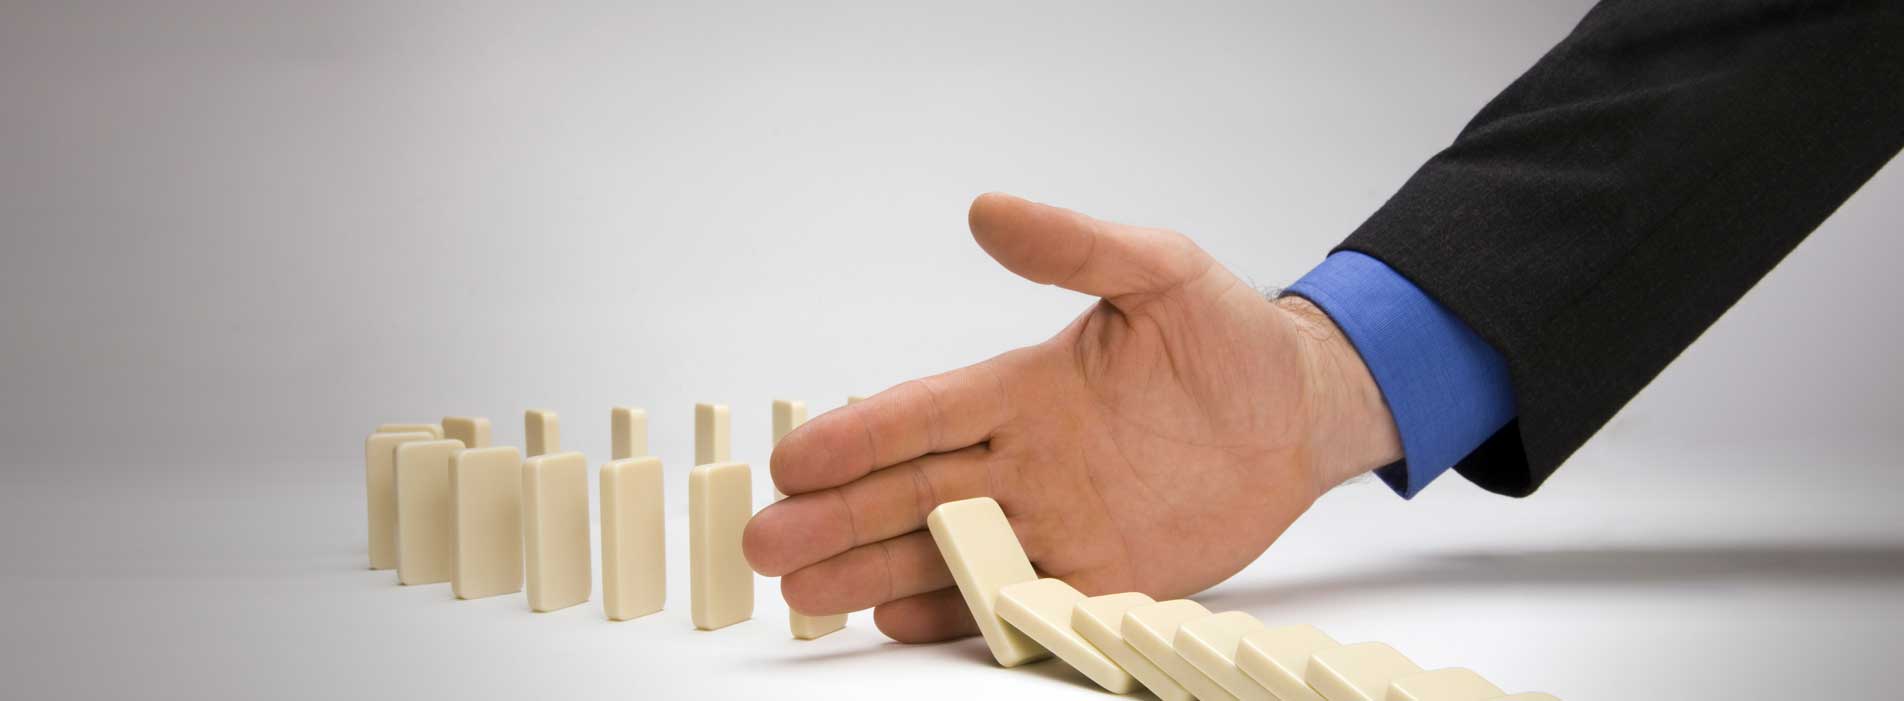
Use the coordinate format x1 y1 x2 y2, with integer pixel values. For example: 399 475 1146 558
1274 295 1404 490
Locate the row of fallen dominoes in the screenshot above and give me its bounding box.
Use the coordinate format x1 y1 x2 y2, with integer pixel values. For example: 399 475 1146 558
365 400 850 637
931 499 1560 701
365 404 1560 700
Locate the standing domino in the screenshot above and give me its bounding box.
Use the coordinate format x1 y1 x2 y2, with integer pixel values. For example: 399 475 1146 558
925 497 1050 667
611 407 648 460
1238 624 1341 701
1123 600 1238 701
523 451 589 612
442 417 492 448
689 460 753 630
525 409 560 457
378 423 444 439
450 446 523 599
769 399 806 501
774 399 847 639
364 431 436 570
601 456 665 621
996 579 1137 693
1307 642 1423 701
1074 593 1193 701
694 403 730 465
394 438 464 585
1387 668 1504 701
1177 611 1276 701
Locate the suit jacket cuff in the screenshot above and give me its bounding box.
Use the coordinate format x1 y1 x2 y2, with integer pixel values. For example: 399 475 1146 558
1285 252 1518 497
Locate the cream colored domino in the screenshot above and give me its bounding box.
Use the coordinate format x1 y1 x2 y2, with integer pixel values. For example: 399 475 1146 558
365 431 436 570
395 439 464 585
1387 669 1503 701
602 456 665 621
1485 694 1559 701
525 409 560 457
771 399 846 639
523 451 590 612
769 400 806 501
1074 593 1193 701
449 446 523 599
925 498 1050 667
689 460 753 630
442 416 492 449
694 403 730 465
996 579 1136 693
610 407 647 460
847 395 867 404
771 399 806 445
378 422 443 439
1177 611 1276 701
1308 642 1422 701
1238 624 1340 701
1124 600 1238 701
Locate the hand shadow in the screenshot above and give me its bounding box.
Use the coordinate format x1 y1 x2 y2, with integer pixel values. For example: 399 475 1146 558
1200 542 1904 610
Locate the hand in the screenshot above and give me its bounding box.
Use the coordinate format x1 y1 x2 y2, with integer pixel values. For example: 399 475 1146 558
742 193 1403 642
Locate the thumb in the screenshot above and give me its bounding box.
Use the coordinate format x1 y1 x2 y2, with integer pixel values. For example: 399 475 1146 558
967 192 1211 305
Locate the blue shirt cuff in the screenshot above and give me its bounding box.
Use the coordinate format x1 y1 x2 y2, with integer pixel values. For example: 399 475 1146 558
1284 251 1517 498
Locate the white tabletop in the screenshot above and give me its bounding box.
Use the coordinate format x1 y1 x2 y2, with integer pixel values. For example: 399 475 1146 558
5 438 1899 700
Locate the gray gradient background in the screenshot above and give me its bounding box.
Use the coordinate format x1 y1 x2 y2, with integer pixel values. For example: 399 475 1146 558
2 2 1900 699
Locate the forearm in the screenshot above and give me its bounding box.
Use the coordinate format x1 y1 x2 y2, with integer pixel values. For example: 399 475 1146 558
1342 0 1904 495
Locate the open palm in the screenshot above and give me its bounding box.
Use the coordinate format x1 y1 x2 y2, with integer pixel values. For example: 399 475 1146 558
743 193 1399 642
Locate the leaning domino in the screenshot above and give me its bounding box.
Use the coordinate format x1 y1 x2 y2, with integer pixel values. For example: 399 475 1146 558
1307 642 1422 701
1123 600 1238 701
925 497 1050 667
1177 610 1276 701
1238 624 1340 701
1074 593 1193 701
1387 668 1504 701
996 578 1136 693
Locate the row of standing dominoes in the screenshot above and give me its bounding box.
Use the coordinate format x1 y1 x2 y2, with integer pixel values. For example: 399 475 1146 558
364 399 862 639
926 498 1561 701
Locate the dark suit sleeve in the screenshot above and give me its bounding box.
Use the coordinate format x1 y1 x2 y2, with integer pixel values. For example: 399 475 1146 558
1338 0 1904 496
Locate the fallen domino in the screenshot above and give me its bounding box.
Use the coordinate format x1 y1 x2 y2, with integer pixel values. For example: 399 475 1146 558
996 578 1137 692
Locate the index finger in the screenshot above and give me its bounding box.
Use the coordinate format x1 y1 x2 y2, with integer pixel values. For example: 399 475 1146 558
772 357 1014 495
